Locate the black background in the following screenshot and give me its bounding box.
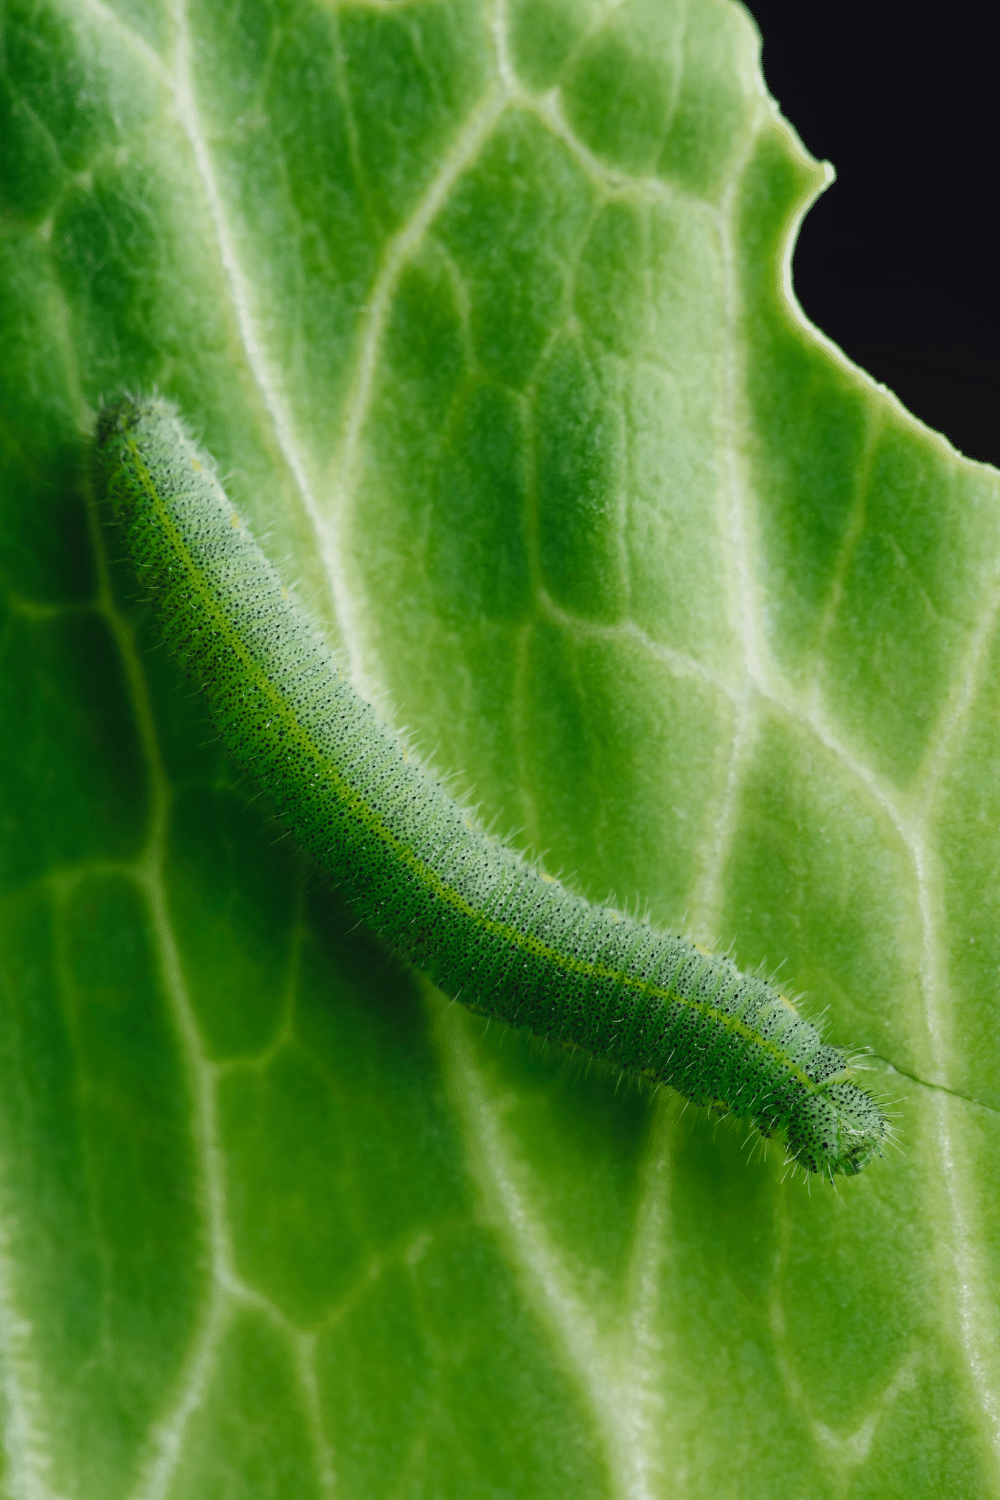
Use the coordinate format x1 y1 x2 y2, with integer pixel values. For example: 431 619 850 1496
745 2 996 467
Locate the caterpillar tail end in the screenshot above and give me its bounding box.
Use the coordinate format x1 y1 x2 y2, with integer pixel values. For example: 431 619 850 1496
96 393 175 451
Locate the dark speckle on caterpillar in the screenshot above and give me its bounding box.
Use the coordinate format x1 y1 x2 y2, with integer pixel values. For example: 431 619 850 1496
97 394 891 1181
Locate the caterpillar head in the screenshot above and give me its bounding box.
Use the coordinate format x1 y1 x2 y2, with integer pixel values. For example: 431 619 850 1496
784 1079 889 1178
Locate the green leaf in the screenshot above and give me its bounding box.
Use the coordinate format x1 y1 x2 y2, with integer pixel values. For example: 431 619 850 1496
2 1 998 1495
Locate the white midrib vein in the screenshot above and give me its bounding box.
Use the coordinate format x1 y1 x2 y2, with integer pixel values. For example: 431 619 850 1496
69 0 352 665
166 0 365 669
429 983 674 1500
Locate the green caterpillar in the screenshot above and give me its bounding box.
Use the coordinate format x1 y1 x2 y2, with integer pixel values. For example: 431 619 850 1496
98 395 890 1180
